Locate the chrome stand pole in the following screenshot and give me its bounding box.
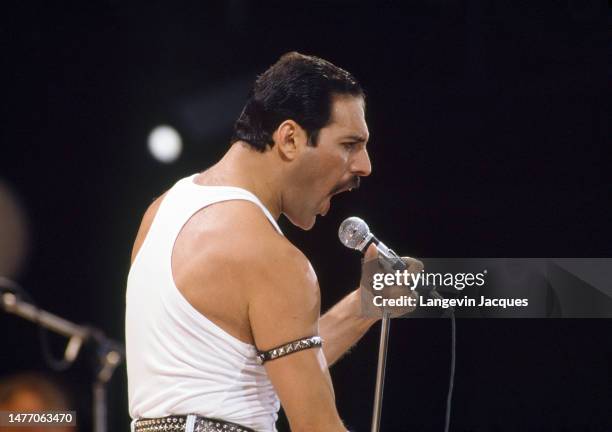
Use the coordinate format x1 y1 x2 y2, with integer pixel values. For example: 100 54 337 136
371 312 391 432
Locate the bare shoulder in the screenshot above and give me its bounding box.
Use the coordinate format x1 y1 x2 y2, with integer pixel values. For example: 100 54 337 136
232 202 315 281
184 200 322 346
202 203 323 350
195 199 318 302
131 192 167 263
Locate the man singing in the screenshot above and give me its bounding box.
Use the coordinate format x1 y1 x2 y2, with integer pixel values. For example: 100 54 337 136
126 52 378 432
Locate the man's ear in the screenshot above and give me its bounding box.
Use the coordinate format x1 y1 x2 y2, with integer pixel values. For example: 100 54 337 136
273 120 308 161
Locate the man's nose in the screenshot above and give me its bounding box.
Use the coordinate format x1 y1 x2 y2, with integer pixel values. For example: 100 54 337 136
351 148 372 177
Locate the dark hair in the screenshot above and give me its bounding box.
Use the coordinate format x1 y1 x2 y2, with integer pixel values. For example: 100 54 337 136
231 52 364 151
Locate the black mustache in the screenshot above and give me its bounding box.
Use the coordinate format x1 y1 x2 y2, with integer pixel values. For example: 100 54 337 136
331 176 360 195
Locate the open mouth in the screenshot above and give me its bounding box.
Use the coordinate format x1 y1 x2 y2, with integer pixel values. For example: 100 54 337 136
320 177 361 216
330 176 361 197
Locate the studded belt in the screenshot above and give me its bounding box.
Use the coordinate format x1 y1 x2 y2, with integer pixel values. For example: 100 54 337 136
133 415 256 432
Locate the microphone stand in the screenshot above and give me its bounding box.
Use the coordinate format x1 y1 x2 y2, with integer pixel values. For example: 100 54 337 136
371 311 391 432
90 329 123 432
0 287 123 432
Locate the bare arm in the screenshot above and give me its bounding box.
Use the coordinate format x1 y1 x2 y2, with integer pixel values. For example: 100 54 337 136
319 244 380 366
247 240 348 432
320 289 379 366
319 245 422 366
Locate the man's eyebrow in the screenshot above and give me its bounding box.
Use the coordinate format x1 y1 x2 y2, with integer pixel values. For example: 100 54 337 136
340 134 368 142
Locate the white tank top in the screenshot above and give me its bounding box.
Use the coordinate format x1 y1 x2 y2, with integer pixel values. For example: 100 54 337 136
126 174 281 431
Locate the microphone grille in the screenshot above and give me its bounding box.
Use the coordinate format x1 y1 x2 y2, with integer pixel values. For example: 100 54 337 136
338 217 370 250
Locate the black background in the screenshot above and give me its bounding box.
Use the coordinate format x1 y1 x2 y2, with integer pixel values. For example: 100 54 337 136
1 1 610 431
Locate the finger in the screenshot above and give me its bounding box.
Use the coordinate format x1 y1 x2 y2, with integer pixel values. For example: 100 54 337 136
363 243 378 261
401 257 424 273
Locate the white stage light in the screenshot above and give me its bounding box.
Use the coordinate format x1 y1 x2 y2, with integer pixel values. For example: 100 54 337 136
148 125 182 163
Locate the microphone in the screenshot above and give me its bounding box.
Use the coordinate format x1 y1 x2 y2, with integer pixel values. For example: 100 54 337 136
338 216 406 270
338 216 445 300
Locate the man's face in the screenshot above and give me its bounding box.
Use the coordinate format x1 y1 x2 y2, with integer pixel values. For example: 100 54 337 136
284 95 371 230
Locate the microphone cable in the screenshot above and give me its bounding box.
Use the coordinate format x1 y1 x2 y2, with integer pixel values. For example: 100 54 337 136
444 309 456 432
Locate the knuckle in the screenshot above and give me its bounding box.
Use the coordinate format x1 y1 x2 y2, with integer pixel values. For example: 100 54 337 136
401 256 424 272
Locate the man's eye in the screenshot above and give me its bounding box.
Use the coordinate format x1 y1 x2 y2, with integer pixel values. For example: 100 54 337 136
343 142 357 150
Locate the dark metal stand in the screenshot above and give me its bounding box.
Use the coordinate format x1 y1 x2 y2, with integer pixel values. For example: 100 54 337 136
371 312 391 432
1 282 124 432
91 329 123 432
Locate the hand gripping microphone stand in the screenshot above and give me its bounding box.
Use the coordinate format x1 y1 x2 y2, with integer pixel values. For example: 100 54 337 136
338 218 405 432
0 277 123 432
339 218 455 432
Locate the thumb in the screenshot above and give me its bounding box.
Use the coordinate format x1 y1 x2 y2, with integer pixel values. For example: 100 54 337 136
364 243 378 261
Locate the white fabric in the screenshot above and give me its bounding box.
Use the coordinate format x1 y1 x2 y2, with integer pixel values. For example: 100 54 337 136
126 174 282 432
185 414 196 432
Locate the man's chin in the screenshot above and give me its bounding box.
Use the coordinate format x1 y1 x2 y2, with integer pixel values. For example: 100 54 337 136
297 217 316 231
286 213 317 231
